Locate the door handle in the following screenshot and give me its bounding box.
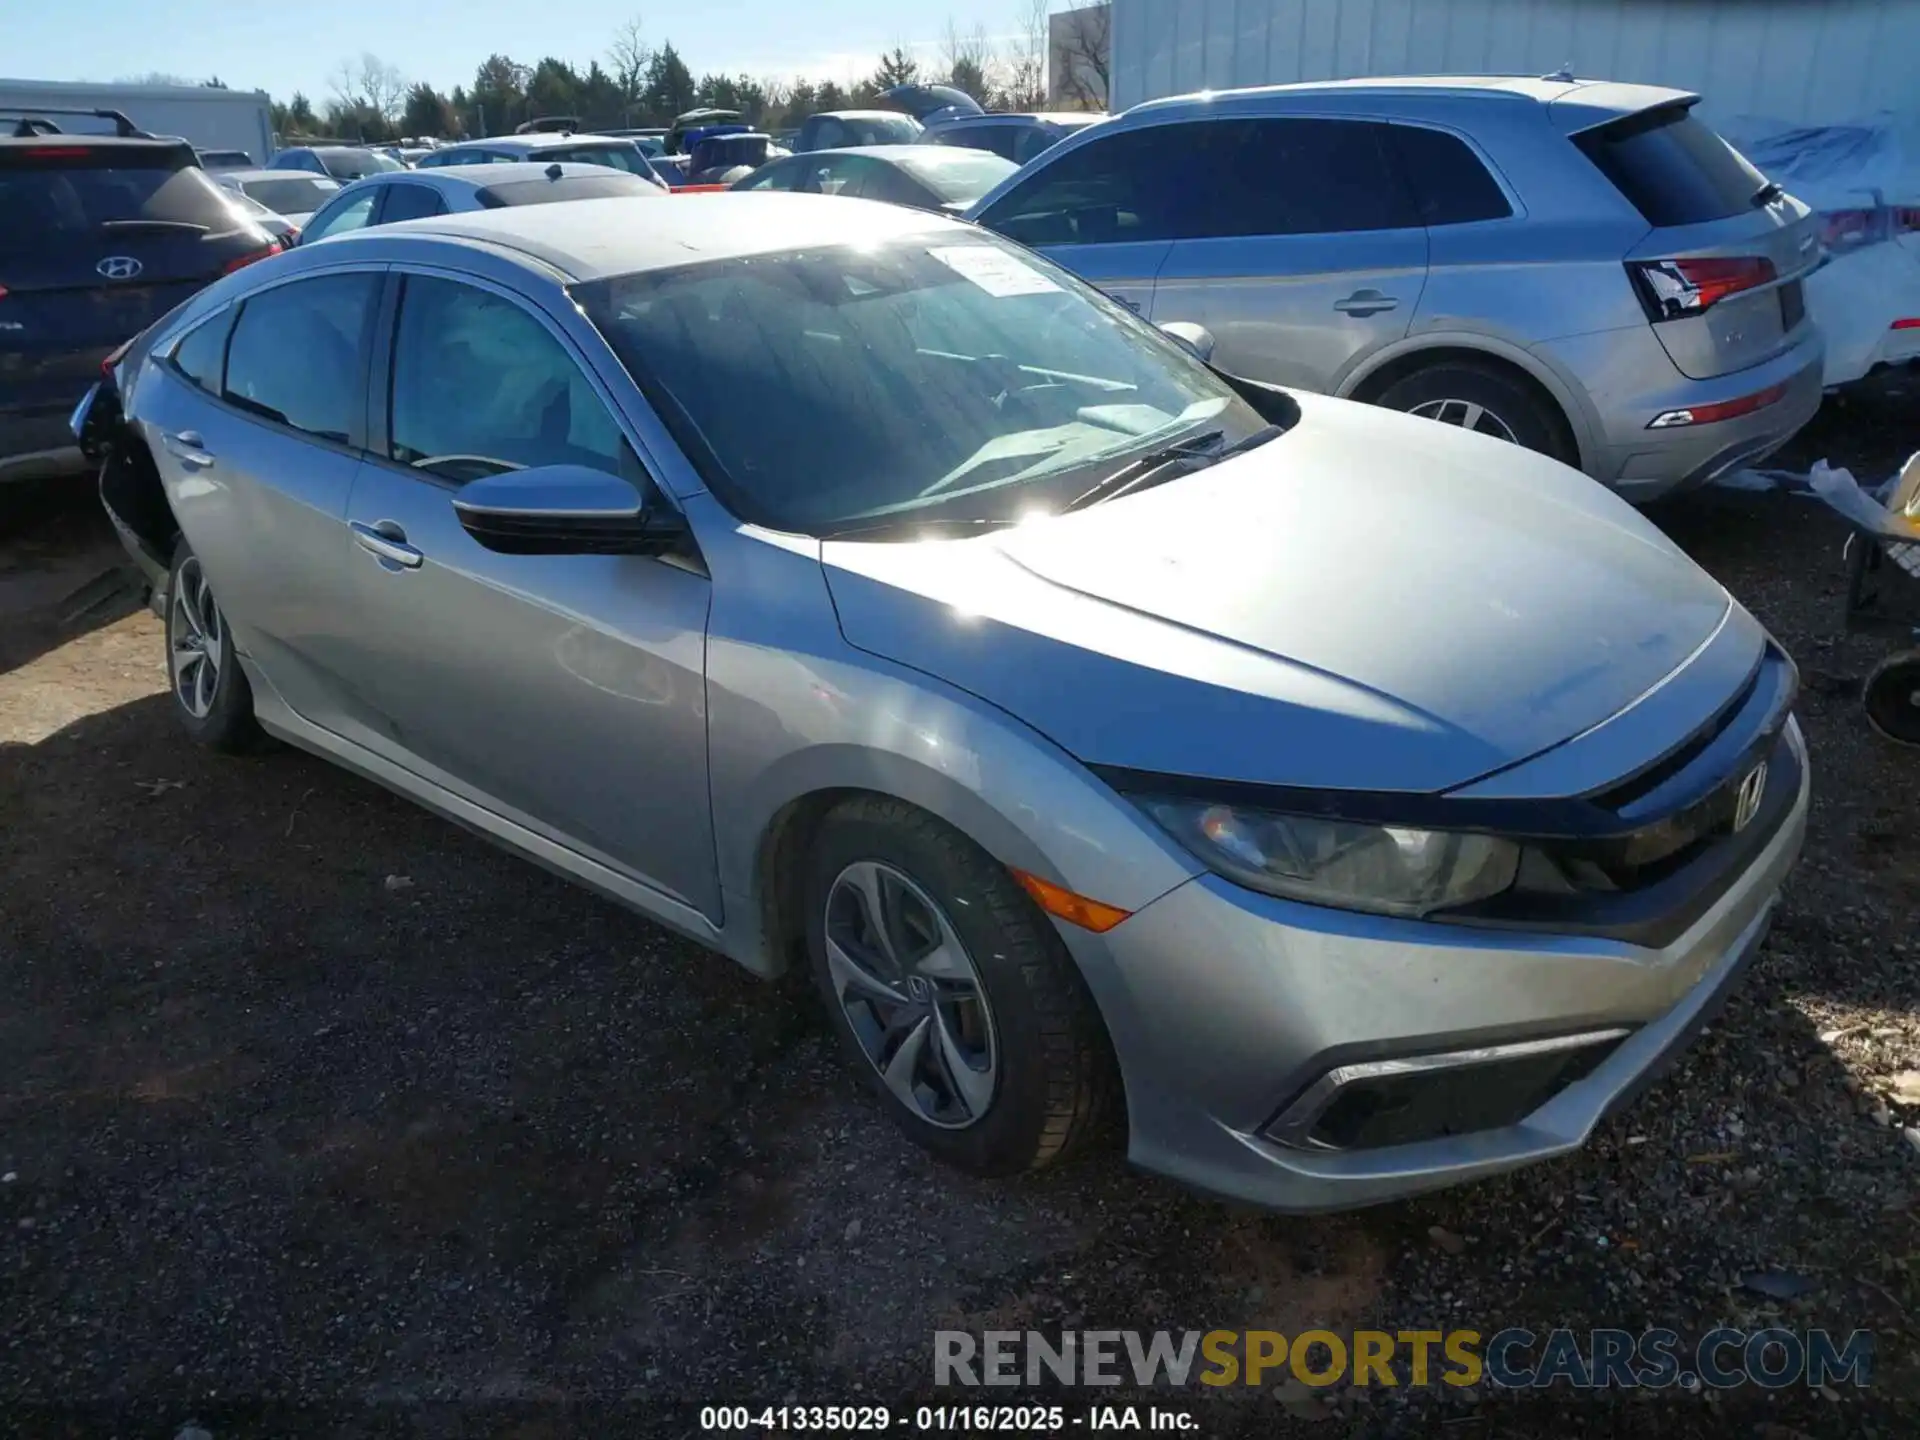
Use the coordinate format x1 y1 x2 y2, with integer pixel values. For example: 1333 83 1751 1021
162 429 214 467
1333 290 1398 317
350 520 423 569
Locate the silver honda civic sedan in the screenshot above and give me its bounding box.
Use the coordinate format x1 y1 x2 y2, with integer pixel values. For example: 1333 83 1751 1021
82 194 1809 1211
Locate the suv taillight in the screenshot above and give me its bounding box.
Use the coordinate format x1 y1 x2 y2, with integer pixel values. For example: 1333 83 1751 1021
221 240 281 275
1628 256 1776 321
102 335 138 377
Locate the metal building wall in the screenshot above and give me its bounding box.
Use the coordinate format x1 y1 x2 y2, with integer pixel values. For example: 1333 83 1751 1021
1110 0 1920 124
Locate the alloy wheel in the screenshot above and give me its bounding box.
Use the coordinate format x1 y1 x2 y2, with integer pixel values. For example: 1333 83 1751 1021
169 556 226 720
823 860 999 1129
1408 397 1520 445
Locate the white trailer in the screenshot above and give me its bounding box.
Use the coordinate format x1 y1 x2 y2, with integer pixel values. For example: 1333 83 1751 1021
1110 0 1920 125
0 78 274 162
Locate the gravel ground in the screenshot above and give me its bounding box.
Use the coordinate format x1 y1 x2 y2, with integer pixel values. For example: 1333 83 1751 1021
2 383 1918 1439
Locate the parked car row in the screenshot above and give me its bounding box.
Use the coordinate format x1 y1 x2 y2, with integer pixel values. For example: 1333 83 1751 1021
67 181 1810 1214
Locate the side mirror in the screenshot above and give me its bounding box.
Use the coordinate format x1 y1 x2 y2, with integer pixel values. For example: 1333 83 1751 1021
451 465 688 556
1158 321 1216 364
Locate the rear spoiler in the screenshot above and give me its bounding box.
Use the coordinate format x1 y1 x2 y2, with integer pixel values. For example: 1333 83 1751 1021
0 105 154 139
1549 85 1703 138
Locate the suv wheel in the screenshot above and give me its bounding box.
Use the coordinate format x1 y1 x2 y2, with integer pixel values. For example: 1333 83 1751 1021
166 539 265 752
803 796 1113 1176
1376 362 1572 463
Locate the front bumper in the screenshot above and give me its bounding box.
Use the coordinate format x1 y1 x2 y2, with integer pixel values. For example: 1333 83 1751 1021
1060 722 1810 1213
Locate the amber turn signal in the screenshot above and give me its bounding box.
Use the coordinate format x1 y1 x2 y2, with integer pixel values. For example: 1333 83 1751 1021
1010 868 1132 933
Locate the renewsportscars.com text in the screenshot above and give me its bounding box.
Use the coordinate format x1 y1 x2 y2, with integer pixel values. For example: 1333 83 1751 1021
934 1327 1873 1390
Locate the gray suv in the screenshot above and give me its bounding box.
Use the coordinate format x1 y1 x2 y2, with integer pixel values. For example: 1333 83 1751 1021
968 76 1827 500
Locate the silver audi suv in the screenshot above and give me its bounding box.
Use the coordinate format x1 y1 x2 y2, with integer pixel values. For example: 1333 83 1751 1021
969 76 1827 501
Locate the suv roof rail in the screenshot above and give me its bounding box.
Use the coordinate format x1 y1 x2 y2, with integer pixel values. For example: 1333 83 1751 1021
0 105 154 139
515 115 580 135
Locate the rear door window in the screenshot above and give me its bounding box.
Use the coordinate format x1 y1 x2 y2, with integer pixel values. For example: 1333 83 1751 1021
1176 119 1418 237
1572 103 1766 226
223 272 380 443
976 126 1183 246
169 307 236 394
1389 125 1513 225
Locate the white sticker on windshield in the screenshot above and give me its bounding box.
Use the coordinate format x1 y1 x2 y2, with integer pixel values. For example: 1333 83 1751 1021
928 245 1060 297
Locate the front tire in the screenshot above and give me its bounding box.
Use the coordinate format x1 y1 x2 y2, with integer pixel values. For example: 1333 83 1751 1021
165 538 264 753
803 796 1114 1176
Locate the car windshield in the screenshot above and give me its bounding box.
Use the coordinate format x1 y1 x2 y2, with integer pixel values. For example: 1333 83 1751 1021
575 234 1269 536
842 115 922 146
544 143 655 179
237 175 339 213
477 173 661 206
893 149 1020 204
327 150 403 178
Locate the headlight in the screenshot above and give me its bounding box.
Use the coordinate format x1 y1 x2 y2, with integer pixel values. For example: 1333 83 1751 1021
1137 797 1520 918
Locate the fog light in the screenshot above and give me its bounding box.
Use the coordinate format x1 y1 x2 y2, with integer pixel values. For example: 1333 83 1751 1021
1264 1029 1629 1151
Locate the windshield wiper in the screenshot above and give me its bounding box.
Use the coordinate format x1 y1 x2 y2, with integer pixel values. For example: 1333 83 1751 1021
1061 430 1225 514
1751 180 1783 207
822 515 1018 541
1062 423 1285 514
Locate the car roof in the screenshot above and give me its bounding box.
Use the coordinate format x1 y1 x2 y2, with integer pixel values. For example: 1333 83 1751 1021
330 191 961 280
1128 74 1693 119
811 110 914 122
0 133 191 153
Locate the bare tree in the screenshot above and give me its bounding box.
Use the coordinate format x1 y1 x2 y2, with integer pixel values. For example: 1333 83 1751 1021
999 0 1050 111
941 18 994 103
1052 3 1110 110
329 52 408 124
609 14 653 103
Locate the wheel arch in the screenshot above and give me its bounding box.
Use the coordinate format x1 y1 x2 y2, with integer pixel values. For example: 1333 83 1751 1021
1338 335 1595 473
738 748 1066 980
726 736 1196 980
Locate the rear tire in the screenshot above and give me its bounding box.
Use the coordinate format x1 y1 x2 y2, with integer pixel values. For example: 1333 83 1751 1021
803 796 1114 1176
1375 361 1573 464
165 537 266 753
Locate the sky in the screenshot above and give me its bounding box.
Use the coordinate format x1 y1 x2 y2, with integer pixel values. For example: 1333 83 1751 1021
5 0 1035 108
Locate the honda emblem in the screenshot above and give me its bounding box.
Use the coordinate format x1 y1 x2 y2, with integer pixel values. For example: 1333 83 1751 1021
1732 762 1769 833
96 255 143 280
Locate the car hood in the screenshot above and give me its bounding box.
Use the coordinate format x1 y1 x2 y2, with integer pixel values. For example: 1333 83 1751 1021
820 394 1737 793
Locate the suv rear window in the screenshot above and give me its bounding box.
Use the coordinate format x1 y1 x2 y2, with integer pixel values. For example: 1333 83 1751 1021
1573 103 1766 227
0 146 236 251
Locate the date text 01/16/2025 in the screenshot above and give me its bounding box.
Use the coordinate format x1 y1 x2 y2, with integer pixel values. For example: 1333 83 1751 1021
698 1404 1200 1431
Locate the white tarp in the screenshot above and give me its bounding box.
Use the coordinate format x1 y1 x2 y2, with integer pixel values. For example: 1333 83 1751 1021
1719 114 1920 387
